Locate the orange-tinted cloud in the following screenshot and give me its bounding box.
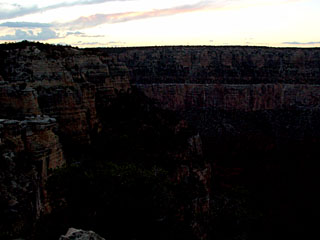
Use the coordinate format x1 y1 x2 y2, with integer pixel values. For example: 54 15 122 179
60 0 306 30
61 1 222 30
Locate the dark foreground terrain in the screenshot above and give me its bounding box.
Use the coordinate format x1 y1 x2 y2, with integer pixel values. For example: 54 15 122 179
1 41 320 239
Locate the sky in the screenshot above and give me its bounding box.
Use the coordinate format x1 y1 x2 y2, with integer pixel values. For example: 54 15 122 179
0 0 319 48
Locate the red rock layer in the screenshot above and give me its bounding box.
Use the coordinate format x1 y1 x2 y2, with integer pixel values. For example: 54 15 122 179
0 117 65 220
135 83 320 112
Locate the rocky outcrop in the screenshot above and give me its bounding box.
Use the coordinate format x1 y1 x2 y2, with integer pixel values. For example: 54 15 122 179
174 133 211 240
0 84 41 119
59 228 105 240
0 116 64 238
0 44 130 146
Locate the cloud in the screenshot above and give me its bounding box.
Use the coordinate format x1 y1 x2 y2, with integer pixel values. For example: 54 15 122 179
66 31 104 37
283 41 320 45
66 31 85 35
0 28 59 40
0 0 130 20
72 40 126 46
73 41 108 46
77 41 102 45
61 0 222 30
107 41 125 44
0 22 52 28
0 3 38 20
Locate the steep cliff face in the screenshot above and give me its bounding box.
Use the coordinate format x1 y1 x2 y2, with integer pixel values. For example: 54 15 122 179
0 117 64 238
0 84 41 118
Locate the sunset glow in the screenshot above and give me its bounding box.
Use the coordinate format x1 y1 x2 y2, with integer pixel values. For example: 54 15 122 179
0 0 319 47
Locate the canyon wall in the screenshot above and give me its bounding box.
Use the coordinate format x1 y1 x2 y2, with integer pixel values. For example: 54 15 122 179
107 46 320 84
96 46 320 114
135 83 320 112
2 45 320 129
0 44 130 146
1 42 320 239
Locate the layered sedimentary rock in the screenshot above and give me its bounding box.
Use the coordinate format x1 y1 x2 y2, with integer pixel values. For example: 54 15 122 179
0 116 64 173
0 116 64 237
107 46 320 84
2 44 320 144
0 44 130 146
104 46 320 112
135 83 320 112
0 84 41 118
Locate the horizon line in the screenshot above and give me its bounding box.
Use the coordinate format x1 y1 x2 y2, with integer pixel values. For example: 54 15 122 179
1 40 320 49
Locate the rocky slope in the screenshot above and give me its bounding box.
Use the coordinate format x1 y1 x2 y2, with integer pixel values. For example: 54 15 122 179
1 42 320 239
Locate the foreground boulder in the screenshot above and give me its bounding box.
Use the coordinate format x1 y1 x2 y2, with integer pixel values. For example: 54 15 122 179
59 228 105 240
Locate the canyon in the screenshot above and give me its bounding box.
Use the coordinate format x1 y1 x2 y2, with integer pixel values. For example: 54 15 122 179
1 42 319 239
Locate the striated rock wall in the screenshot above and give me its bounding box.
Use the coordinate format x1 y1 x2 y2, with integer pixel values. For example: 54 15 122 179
135 83 320 112
0 44 130 146
35 84 95 145
2 44 320 145
0 117 65 237
106 46 320 84
0 84 41 119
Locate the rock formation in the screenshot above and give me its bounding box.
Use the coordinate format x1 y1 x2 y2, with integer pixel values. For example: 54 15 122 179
1 42 320 239
135 83 320 112
0 116 64 238
59 228 105 240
